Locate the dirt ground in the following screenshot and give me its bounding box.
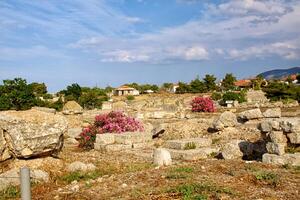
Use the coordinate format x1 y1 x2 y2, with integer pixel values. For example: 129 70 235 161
2 145 299 200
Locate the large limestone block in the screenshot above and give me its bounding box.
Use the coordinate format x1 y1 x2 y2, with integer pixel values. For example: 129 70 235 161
114 132 152 144
0 110 67 159
165 138 212 150
238 108 263 120
168 147 219 161
287 132 300 144
268 131 287 143
0 129 11 162
221 140 253 160
63 101 83 115
262 153 300 166
67 161 96 172
212 111 237 131
280 118 300 133
95 133 115 145
266 142 286 155
263 108 281 118
259 120 281 133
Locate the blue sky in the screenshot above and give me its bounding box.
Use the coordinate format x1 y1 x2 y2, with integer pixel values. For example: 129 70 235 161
1 0 300 92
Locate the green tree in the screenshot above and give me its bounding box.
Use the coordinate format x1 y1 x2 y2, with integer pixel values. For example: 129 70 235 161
161 82 173 91
222 73 237 90
0 78 37 110
176 82 191 94
29 82 47 96
190 77 205 93
60 83 82 101
203 74 217 91
297 74 300 82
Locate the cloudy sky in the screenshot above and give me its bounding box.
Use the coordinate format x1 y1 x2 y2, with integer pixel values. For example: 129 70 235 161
1 0 300 92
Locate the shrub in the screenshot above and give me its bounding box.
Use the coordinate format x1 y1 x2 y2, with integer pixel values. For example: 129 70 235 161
79 111 144 149
211 92 222 101
191 97 215 112
126 95 135 101
222 91 246 103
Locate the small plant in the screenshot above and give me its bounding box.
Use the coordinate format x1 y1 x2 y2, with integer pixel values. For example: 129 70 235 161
78 111 144 149
166 166 194 180
254 171 279 186
0 185 20 199
60 170 103 184
222 91 246 103
184 142 196 150
191 97 215 112
212 138 221 145
126 95 135 101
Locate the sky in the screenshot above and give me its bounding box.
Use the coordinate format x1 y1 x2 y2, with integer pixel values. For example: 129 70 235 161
1 0 300 92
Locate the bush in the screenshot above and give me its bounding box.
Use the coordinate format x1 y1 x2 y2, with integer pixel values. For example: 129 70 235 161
79 111 144 149
222 91 246 103
211 92 222 101
126 95 135 101
191 97 215 112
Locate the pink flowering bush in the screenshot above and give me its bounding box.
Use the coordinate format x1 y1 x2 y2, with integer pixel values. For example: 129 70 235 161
191 97 215 112
79 111 144 149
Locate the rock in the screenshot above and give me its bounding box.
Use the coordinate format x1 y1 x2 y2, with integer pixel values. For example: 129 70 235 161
153 148 172 166
67 128 82 139
112 101 127 111
67 161 96 172
95 144 132 152
221 140 253 160
165 138 212 150
32 107 56 114
259 120 281 133
280 119 300 133
95 133 115 145
0 110 67 159
262 153 300 166
9 157 64 172
169 147 219 161
266 142 286 155
0 129 11 162
268 131 287 143
287 132 300 144
246 90 268 103
212 111 237 131
238 108 263 120
0 168 49 191
263 108 281 118
63 101 83 115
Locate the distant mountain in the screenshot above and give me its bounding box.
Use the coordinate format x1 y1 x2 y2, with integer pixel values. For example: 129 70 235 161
259 67 300 80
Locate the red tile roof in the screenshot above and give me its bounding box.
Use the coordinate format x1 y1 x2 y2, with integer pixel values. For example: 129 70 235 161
234 79 252 87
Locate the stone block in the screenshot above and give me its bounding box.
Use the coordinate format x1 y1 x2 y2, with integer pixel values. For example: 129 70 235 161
104 144 132 152
268 131 287 143
287 132 300 144
165 138 212 150
263 108 281 118
284 153 300 166
153 148 172 166
132 142 152 149
266 142 286 155
96 134 115 145
168 147 219 161
262 153 286 165
114 132 152 144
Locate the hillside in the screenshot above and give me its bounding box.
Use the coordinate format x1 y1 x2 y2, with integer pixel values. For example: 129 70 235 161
259 67 300 80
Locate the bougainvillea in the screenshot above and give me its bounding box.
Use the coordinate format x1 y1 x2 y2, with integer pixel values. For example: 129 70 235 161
191 97 215 112
79 111 144 149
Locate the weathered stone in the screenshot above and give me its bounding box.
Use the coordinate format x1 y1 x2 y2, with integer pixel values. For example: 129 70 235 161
287 132 300 144
0 168 49 191
153 148 172 166
238 108 263 120
63 101 83 115
280 119 300 133
212 111 237 131
246 90 268 103
221 140 253 160
262 153 300 166
95 133 115 145
132 142 152 149
101 101 112 110
0 110 67 159
114 132 152 144
263 108 281 118
268 131 287 143
67 128 82 138
112 101 127 111
259 120 281 133
168 147 219 161
262 153 286 165
67 161 96 172
165 138 212 150
266 142 286 155
96 144 132 152
0 129 11 162
32 106 56 114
